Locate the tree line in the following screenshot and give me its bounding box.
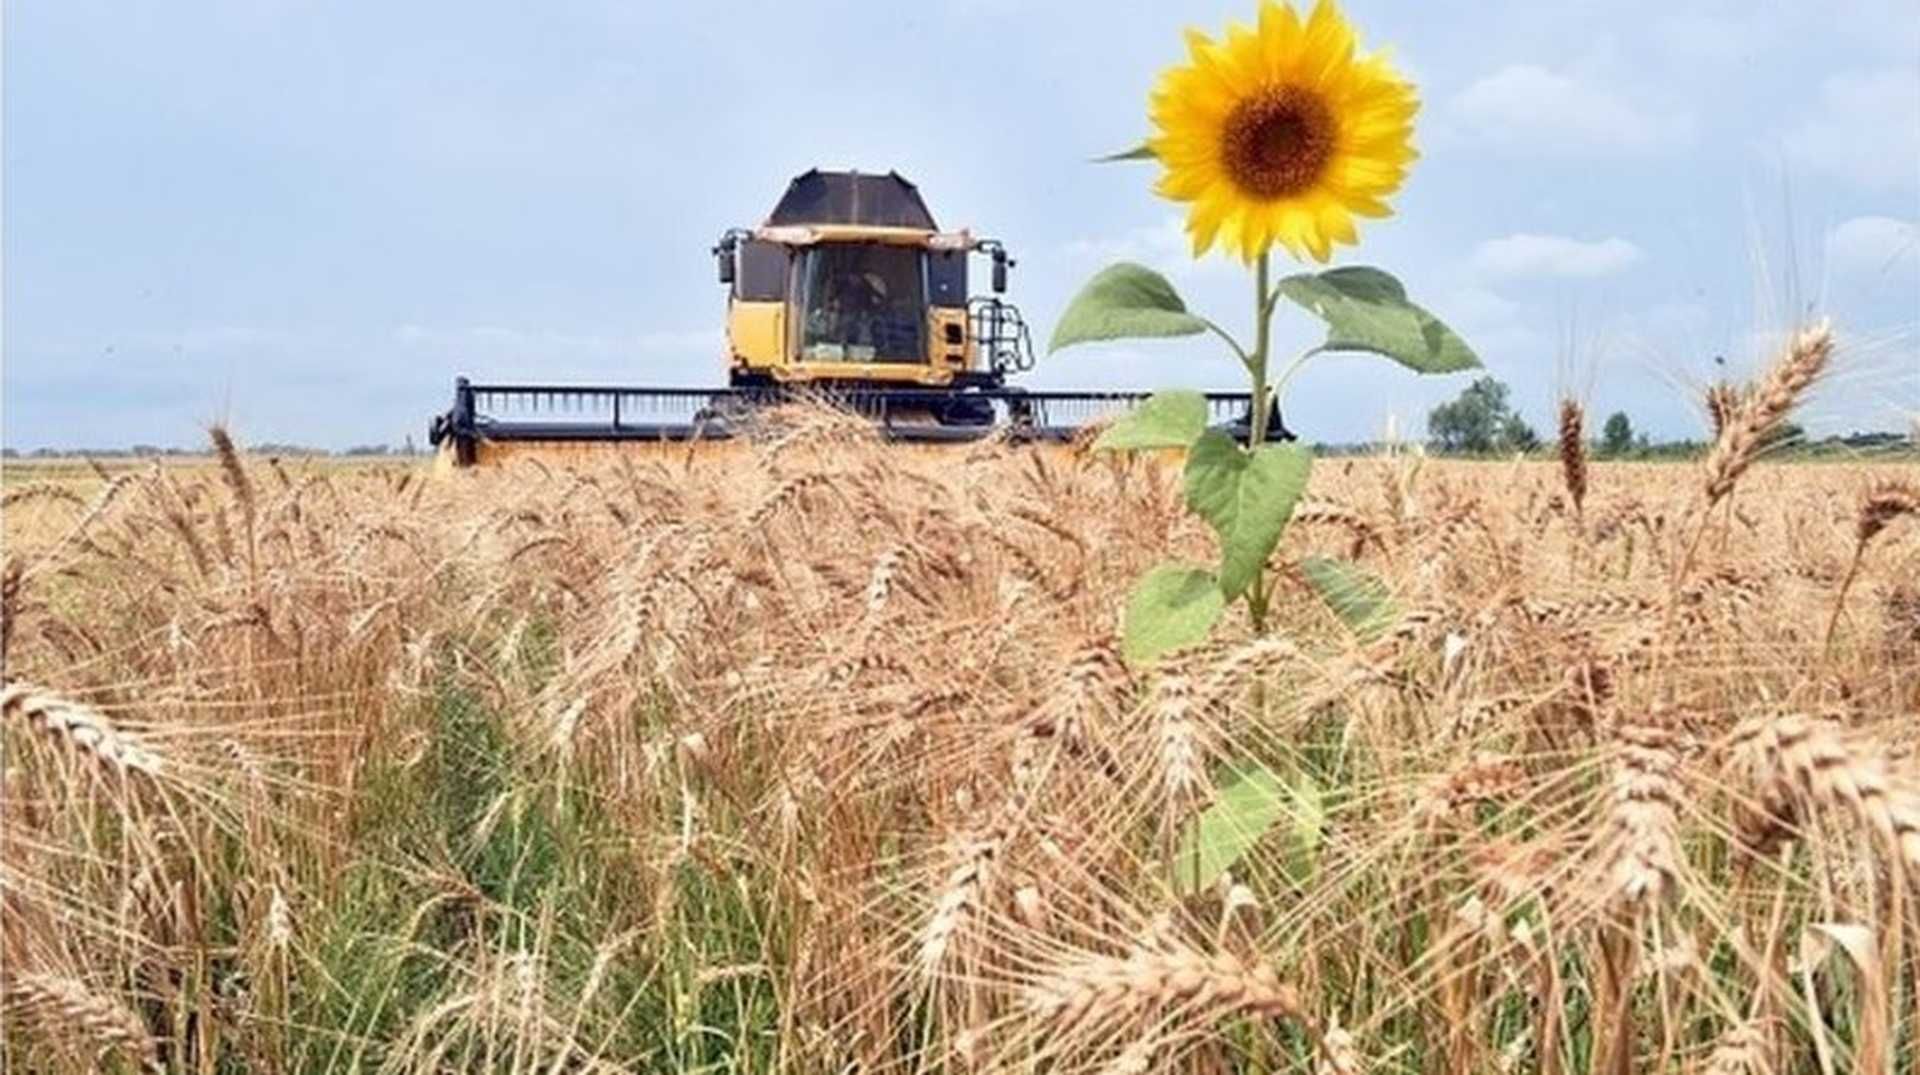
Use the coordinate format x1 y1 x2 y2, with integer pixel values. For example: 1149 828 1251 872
1424 375 1910 459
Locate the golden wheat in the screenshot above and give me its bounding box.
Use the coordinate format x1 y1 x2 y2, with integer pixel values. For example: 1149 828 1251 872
1 404 1913 1072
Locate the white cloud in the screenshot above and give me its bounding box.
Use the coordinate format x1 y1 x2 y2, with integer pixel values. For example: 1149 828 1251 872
1451 65 1691 155
1785 69 1920 191
1826 215 1920 277
1471 233 1644 279
1432 284 1521 329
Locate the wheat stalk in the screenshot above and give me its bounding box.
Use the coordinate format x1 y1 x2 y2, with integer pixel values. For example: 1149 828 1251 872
160 499 215 580
1825 479 1920 650
70 471 137 541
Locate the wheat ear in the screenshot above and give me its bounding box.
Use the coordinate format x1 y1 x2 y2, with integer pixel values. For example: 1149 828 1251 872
1700 1020 1767 1074
1727 714 1919 871
0 482 87 510
1 681 165 777
209 424 256 530
6 972 160 1072
1824 480 1920 650
1704 321 1832 506
1854 480 1918 546
918 820 1009 978
1704 381 1741 441
1024 944 1304 1043
1557 398 1587 519
0 557 20 679
1152 666 1206 804
1603 722 1684 906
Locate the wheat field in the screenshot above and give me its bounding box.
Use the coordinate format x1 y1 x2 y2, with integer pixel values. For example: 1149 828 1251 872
1 370 1916 1072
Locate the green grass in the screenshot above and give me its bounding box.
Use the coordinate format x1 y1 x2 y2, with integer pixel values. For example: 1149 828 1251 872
276 651 793 1073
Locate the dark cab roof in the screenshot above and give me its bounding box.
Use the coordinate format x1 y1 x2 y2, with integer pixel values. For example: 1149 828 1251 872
765 170 937 230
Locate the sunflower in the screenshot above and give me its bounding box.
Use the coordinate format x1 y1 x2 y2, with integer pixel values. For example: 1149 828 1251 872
1147 0 1418 263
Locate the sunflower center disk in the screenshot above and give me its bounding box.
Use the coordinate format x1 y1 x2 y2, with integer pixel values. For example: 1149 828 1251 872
1219 86 1335 199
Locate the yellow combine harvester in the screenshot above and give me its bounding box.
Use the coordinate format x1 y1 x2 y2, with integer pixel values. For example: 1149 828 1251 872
429 170 1282 467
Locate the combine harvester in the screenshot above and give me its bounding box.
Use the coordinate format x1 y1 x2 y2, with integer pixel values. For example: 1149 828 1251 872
428 170 1283 468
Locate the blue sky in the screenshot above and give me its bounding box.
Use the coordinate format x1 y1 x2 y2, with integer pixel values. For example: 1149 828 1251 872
5 0 1917 450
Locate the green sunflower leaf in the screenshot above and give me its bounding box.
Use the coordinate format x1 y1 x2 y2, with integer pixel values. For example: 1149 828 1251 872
1048 262 1208 354
1122 563 1225 665
1275 266 1480 375
1093 389 1209 452
1299 555 1397 642
1172 761 1323 896
1182 433 1313 599
1093 143 1156 162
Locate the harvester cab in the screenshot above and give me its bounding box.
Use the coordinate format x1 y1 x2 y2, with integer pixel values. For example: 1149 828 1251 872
429 169 1287 468
709 170 1034 422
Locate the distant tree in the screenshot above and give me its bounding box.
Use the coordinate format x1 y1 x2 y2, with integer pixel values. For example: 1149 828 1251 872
1500 413 1541 454
1428 376 1512 454
1757 420 1805 452
1601 411 1634 457
1429 377 1540 454
1840 431 1901 450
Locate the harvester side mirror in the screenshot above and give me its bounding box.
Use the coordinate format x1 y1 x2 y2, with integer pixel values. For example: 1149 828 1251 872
991 249 1009 294
715 245 735 285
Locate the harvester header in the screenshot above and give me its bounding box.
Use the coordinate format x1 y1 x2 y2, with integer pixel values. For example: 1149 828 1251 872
429 169 1286 467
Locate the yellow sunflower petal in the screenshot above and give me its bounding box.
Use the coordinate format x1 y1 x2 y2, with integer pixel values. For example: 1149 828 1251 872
1188 192 1235 256
1146 0 1416 263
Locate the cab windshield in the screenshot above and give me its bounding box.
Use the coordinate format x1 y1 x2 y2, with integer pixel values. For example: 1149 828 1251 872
794 244 925 363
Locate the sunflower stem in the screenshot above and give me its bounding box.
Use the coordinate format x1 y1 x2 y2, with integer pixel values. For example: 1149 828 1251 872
1250 252 1273 445
1247 250 1273 632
